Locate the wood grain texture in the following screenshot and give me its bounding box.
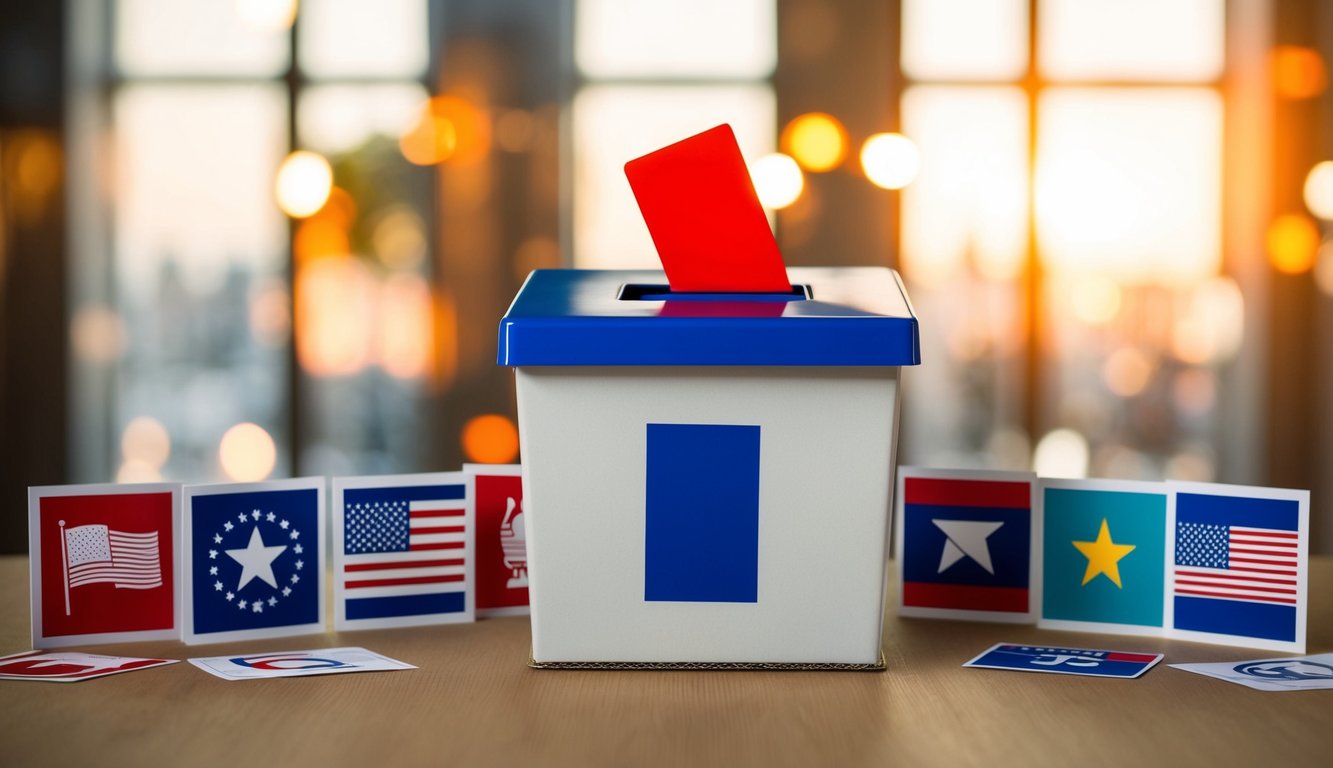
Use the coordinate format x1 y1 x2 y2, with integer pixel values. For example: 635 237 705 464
0 555 1329 767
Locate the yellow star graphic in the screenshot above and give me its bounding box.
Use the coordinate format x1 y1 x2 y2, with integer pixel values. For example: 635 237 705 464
1072 518 1136 588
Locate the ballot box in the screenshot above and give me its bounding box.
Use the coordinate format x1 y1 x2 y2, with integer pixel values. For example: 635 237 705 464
497 266 920 669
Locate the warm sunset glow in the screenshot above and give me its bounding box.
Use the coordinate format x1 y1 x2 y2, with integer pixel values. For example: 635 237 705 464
294 217 350 263
122 416 171 470
782 112 847 172
860 132 920 190
749 153 803 209
234 0 297 32
219 422 277 482
377 273 434 380
1266 213 1320 274
1272 45 1328 100
296 257 376 376
1068 276 1122 326
275 150 333 218
461 414 520 464
1302 161 1333 220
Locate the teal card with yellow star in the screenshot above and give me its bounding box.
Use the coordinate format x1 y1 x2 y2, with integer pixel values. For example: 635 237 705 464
1038 479 1167 637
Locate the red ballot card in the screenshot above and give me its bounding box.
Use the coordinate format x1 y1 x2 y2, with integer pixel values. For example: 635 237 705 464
624 124 791 293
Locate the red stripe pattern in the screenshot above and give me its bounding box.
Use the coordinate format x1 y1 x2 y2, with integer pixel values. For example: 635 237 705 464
904 477 1030 509
1174 524 1297 606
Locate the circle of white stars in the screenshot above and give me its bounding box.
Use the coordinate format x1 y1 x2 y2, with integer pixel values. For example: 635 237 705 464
207 507 307 615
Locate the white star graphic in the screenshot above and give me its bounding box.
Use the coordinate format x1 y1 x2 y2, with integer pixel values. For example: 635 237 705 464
294 544 303 555
237 512 247 523
238 600 248 610
295 560 303 570
280 519 289 529
251 509 261 521
225 526 288 591
208 549 217 560
253 602 263 613
266 512 276 522
282 586 291 597
932 519 1005 575
290 529 299 540
214 581 223 591
209 566 218 576
213 533 222 544
224 521 233 532
291 574 300 584
268 597 277 607
225 591 234 601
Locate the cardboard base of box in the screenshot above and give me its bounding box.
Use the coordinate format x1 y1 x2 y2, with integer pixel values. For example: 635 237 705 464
528 650 886 672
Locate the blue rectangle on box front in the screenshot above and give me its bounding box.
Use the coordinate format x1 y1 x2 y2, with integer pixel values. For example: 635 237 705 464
645 423 760 603
346 592 466 621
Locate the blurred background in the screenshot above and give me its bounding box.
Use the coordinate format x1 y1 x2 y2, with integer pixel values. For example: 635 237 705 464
1 0 1331 554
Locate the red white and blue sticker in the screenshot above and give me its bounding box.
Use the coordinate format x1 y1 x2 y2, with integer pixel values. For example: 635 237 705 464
963 643 1163 679
187 647 415 681
0 650 177 682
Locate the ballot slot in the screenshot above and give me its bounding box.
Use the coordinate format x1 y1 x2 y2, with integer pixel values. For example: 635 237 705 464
617 283 813 302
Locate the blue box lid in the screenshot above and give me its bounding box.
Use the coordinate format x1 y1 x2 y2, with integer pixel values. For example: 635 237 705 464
497 267 920 367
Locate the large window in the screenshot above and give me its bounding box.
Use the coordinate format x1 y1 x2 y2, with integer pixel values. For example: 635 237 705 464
898 0 1233 481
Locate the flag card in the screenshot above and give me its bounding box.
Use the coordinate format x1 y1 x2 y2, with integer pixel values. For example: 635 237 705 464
0 650 178 682
182 478 325 644
28 482 181 648
1166 482 1309 653
332 473 475 631
464 464 529 617
895 468 1037 623
1170 653 1333 691
188 647 415 681
964 643 1163 679
623 123 792 293
1039 479 1167 637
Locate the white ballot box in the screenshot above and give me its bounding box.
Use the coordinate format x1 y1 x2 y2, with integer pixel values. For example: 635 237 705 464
498 267 920 669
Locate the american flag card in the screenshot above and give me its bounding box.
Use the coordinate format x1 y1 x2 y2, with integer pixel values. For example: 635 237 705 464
181 478 326 645
1167 481 1309 653
333 473 475 630
27 483 181 648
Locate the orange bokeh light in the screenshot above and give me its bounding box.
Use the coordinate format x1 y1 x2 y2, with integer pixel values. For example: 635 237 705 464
781 112 848 173
1272 46 1327 100
1266 213 1320 275
377 273 435 380
400 95 491 166
461 414 519 464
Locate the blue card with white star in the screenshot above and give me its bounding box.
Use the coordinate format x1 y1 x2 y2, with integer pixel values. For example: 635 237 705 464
182 478 325 644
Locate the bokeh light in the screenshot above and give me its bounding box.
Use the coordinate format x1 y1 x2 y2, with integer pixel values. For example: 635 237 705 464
781 112 847 173
1032 428 1089 479
1266 213 1319 274
749 153 803 209
1068 276 1122 326
275 150 333 218
296 257 376 376
121 416 171 470
1302 161 1333 220
70 306 127 364
400 95 490 166
234 0 297 32
116 460 163 484
219 422 277 482
461 414 520 464
1103 347 1154 398
860 132 920 190
378 272 434 380
1272 45 1327 100
1316 240 1333 296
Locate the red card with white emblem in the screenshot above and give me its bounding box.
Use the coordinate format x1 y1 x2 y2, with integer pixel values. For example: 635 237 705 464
464 464 529 616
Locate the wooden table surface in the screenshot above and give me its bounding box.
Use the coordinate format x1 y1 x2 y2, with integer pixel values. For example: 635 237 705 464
1 554 1329 767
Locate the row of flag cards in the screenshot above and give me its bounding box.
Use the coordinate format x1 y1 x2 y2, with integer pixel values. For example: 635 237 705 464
896 468 1311 654
25 465 529 649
